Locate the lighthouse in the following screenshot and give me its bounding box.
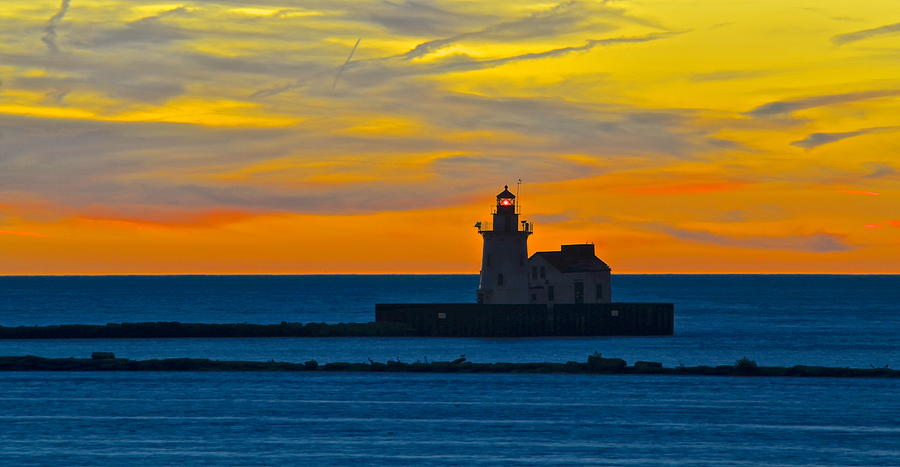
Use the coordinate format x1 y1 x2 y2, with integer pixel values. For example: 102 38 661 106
375 184 674 336
476 185 532 304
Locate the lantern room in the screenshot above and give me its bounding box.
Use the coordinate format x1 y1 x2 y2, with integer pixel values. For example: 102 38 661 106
496 185 516 213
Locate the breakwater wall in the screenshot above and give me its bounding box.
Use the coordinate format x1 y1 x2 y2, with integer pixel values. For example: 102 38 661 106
375 303 674 337
1 354 896 378
0 303 673 339
0 322 416 339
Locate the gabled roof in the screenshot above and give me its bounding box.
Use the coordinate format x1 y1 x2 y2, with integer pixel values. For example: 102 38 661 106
530 245 611 273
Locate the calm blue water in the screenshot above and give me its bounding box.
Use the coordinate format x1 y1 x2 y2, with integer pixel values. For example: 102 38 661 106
1 275 899 367
1 372 898 465
1 275 899 465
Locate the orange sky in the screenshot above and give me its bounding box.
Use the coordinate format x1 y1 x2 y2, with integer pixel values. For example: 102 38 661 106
1 1 899 274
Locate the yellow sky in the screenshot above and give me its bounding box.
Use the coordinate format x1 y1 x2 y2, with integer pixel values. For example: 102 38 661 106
1 0 898 273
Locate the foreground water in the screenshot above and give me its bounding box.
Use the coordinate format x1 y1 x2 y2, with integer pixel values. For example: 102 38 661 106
1 275 899 367
1 372 898 466
2 275 899 464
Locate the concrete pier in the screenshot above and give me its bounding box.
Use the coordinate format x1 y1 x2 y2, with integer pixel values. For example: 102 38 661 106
375 303 674 337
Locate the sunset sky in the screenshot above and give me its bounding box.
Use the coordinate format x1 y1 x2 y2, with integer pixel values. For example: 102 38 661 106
1 0 898 274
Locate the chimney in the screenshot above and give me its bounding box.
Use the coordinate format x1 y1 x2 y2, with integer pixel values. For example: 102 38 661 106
561 244 595 257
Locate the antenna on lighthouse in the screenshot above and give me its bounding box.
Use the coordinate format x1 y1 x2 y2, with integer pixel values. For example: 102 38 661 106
516 178 522 213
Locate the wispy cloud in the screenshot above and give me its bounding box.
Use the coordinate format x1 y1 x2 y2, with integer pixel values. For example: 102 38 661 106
791 126 900 149
394 0 662 61
747 90 900 118
838 190 880 196
77 209 256 229
2 0 899 272
246 0 675 97
689 69 772 82
833 21 900 45
791 130 869 149
613 180 748 195
650 224 851 252
360 0 497 36
76 6 191 48
250 83 299 99
529 211 575 224
432 154 601 185
862 162 898 179
0 229 48 238
459 33 676 69
253 31 677 98
41 0 71 53
0 1 715 219
332 38 360 91
0 92 723 216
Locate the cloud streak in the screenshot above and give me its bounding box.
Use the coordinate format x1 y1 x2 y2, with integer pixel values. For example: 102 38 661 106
833 22 900 45
452 33 676 70
394 0 661 61
41 0 71 53
0 229 48 238
791 126 900 149
332 38 360 91
651 224 851 253
253 31 676 98
689 69 772 82
76 6 191 48
747 90 900 118
862 162 898 179
791 130 869 149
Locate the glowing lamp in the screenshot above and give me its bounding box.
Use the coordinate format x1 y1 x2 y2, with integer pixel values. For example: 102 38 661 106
495 185 516 209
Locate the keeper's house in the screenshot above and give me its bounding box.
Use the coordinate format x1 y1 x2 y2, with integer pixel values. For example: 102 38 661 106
528 244 611 306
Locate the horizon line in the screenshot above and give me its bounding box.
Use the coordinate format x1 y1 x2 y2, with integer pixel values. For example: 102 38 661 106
2 272 900 277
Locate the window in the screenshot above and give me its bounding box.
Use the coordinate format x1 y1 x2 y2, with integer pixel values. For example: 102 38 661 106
540 266 546 279
532 266 538 279
530 294 536 302
497 273 504 286
596 283 603 301
574 281 584 304
548 286 555 301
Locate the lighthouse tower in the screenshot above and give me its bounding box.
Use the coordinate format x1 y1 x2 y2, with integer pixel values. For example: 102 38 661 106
476 186 532 304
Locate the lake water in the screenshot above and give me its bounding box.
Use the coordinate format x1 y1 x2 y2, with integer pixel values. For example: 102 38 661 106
1 275 898 367
1 372 898 466
1 275 899 465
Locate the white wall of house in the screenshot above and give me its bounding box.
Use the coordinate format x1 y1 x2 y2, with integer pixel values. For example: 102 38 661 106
527 255 611 305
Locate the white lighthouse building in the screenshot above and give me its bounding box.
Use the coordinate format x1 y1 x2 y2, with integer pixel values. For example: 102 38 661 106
476 186 532 304
476 185 612 305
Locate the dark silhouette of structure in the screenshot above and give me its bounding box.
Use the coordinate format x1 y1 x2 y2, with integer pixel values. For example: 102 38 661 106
476 185 531 304
376 185 674 337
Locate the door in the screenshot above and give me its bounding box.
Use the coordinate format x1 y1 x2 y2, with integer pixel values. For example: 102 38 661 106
574 281 584 304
